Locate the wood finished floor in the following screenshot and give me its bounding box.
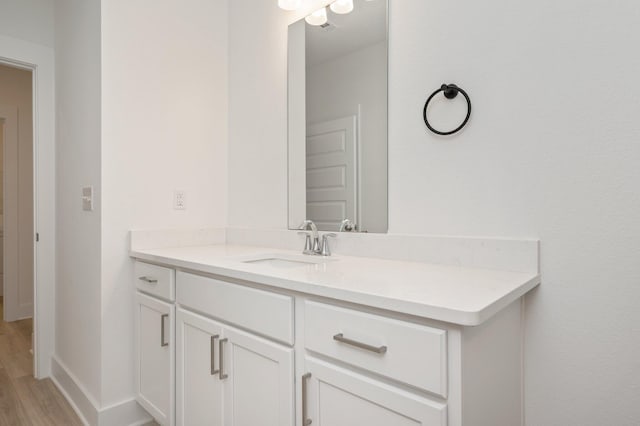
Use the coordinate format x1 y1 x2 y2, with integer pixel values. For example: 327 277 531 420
0 296 83 426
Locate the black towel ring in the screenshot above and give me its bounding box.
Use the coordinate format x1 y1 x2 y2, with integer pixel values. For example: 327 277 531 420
423 84 471 136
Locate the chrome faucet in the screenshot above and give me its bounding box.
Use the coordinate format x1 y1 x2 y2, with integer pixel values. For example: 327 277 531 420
299 220 321 255
298 220 336 256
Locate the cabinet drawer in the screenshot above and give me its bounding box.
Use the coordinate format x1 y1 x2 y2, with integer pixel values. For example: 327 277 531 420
305 301 447 397
134 261 175 302
176 271 294 345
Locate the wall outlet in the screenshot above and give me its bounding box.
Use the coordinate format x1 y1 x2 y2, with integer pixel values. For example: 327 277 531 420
174 190 186 210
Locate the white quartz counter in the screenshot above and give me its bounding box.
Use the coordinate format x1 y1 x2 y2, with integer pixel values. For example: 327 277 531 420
130 243 540 326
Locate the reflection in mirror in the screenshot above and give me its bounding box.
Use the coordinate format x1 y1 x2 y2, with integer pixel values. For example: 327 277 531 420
288 0 388 233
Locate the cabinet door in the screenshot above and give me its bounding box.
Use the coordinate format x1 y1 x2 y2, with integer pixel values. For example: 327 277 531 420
303 357 447 426
222 326 294 426
135 292 174 426
176 308 224 426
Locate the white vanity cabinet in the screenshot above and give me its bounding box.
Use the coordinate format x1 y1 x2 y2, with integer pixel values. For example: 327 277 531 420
175 272 295 426
133 258 527 426
134 262 176 426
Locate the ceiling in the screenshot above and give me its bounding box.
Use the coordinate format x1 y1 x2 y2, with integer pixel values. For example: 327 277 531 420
305 0 387 66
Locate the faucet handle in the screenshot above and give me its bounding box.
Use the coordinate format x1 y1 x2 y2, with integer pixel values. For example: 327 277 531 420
340 219 356 232
320 233 337 256
299 219 317 231
297 231 313 254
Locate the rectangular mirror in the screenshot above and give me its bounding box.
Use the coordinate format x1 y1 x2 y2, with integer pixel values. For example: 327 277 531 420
288 0 388 233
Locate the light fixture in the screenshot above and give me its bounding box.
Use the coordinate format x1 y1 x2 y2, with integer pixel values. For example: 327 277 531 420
278 0 357 19
278 0 301 10
330 0 353 14
305 7 328 26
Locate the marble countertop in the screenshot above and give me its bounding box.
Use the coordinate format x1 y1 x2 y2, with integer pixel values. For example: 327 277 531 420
130 244 540 326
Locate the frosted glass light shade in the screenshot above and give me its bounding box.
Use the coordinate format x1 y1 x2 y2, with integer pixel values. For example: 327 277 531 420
330 0 354 14
278 0 301 10
305 7 328 26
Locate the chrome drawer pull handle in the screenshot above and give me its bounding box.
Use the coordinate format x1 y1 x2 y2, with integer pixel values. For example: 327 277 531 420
138 276 158 284
219 338 228 380
210 335 219 375
302 373 312 425
333 333 387 354
160 314 169 347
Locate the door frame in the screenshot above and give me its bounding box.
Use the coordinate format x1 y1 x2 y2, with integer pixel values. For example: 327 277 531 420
0 34 56 379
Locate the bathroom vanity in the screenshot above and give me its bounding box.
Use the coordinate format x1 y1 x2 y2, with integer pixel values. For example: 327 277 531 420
131 230 539 426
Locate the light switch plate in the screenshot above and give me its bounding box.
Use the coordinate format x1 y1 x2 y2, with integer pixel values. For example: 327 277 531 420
82 186 93 211
174 190 186 210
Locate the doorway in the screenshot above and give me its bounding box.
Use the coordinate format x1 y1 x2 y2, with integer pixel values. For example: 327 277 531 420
0 62 35 376
0 34 55 379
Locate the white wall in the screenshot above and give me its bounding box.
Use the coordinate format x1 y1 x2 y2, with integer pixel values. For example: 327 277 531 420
229 0 332 230
229 0 640 423
101 0 228 406
0 64 34 317
307 42 388 232
55 0 103 405
389 2 640 424
53 0 230 415
0 0 54 48
228 0 289 229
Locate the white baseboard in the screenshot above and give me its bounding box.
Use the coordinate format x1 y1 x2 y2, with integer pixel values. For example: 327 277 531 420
51 355 96 425
99 398 152 426
51 355 151 426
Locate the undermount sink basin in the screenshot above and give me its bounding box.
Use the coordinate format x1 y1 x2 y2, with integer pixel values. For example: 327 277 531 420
240 253 336 269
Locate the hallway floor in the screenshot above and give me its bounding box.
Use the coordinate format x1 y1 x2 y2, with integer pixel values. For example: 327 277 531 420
0 296 82 425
